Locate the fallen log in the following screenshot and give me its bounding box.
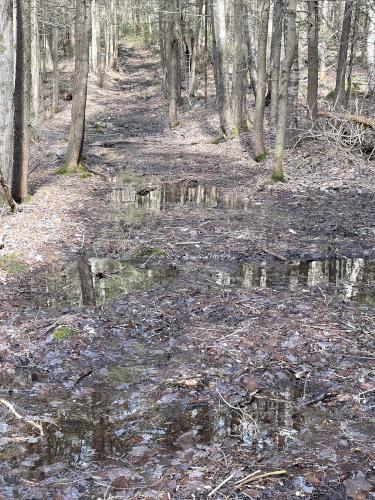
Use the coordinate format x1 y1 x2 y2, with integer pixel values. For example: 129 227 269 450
318 111 375 130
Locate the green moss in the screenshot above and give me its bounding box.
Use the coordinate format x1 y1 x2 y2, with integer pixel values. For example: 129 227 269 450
131 246 167 261
52 327 76 341
212 134 225 144
56 164 91 179
255 152 268 162
0 254 27 275
170 120 181 128
271 170 286 183
22 194 33 204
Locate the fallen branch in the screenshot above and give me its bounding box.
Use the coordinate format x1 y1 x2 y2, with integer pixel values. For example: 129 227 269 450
0 168 18 213
208 473 234 497
234 470 287 490
0 399 44 436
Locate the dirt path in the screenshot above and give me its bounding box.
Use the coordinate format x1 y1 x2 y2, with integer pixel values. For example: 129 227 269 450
0 45 374 499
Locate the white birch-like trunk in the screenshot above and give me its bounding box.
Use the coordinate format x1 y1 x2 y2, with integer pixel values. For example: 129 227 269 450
31 0 41 122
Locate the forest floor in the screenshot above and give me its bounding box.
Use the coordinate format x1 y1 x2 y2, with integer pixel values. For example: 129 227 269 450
0 44 375 499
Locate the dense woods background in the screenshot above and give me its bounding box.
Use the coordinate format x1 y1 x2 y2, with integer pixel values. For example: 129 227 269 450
1 0 375 207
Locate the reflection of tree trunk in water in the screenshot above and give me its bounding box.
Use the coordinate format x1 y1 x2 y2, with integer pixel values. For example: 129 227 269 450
92 393 107 460
298 261 310 285
78 257 96 306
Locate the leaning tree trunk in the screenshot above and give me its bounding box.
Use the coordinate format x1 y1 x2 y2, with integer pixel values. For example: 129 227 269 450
272 0 297 181
0 0 15 185
334 0 353 109
367 4 375 94
12 0 32 203
66 0 91 168
212 0 234 137
307 0 319 121
253 0 270 161
232 0 247 129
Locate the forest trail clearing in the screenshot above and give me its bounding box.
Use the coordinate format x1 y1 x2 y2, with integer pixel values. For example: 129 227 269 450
0 45 374 499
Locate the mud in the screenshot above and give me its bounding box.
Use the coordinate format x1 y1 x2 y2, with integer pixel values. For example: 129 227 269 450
0 45 374 498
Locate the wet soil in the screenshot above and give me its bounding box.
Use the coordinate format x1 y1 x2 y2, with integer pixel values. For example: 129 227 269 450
0 45 375 499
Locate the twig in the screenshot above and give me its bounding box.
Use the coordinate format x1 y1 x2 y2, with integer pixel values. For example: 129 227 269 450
0 399 44 436
208 473 235 497
234 470 287 490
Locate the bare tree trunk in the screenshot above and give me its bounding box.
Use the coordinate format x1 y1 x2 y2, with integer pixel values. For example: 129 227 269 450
212 0 234 137
334 0 353 109
319 0 328 81
12 0 32 203
272 0 297 181
246 3 257 97
253 0 270 161
188 0 203 97
204 0 208 102
345 0 359 107
49 26 60 113
307 0 319 120
368 4 375 94
166 0 180 127
91 0 101 75
31 0 41 123
269 0 283 126
0 0 15 185
232 0 247 129
66 0 91 168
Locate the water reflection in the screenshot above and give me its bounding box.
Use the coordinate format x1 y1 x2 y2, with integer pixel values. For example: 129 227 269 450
213 258 375 303
0 385 331 474
109 181 250 211
37 256 178 308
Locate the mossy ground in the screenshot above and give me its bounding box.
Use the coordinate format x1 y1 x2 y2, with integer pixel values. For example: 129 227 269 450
271 170 286 183
56 164 91 179
0 254 27 275
52 327 77 341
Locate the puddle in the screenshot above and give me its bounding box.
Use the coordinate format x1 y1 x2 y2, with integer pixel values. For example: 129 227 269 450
33 255 178 308
0 382 364 476
210 257 375 303
109 177 252 211
31 256 375 308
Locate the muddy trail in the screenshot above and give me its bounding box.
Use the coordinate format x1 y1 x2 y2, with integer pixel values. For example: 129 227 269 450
0 46 375 499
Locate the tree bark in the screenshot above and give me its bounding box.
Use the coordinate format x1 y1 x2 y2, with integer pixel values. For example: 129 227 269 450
212 0 234 137
49 26 60 113
12 0 32 203
188 0 203 97
334 0 353 110
272 0 297 180
269 0 283 126
246 3 257 97
31 0 41 123
253 0 270 160
66 0 91 168
0 0 15 185
166 0 180 127
307 0 319 120
367 4 375 94
232 0 248 129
